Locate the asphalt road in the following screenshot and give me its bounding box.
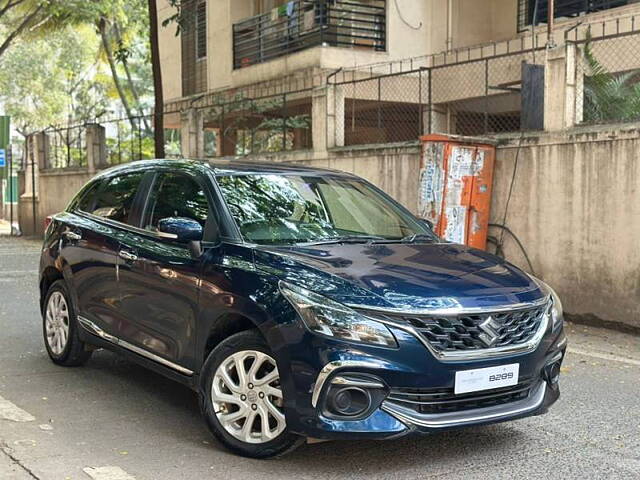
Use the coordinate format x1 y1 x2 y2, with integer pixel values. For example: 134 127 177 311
0 236 638 480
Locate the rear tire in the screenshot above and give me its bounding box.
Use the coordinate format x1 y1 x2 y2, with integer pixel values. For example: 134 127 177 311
43 280 92 367
201 330 303 458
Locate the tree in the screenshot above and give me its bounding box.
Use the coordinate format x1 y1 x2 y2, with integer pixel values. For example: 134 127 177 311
43 0 153 131
148 0 165 158
583 34 640 123
0 25 109 137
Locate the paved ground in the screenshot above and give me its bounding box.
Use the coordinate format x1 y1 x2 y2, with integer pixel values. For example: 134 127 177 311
0 236 638 480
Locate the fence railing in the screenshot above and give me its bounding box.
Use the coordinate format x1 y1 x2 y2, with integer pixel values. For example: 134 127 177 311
233 0 386 69
328 46 547 145
518 0 631 31
573 26 640 126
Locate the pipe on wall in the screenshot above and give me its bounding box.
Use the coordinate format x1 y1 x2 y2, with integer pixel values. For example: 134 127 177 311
446 0 454 51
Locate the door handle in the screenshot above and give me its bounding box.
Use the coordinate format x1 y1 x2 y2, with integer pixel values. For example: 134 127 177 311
119 250 138 262
63 231 82 241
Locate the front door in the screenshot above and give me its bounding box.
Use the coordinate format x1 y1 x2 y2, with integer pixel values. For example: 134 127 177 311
116 171 212 372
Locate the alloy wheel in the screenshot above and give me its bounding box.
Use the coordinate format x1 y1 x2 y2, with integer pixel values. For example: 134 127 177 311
211 350 286 444
45 291 70 355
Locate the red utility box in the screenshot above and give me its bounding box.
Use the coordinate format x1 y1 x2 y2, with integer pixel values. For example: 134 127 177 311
418 135 496 250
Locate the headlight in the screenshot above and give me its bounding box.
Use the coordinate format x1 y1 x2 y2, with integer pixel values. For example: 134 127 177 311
530 275 564 331
279 282 398 348
549 288 564 331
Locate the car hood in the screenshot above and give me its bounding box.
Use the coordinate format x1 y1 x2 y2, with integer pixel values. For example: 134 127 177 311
253 242 546 311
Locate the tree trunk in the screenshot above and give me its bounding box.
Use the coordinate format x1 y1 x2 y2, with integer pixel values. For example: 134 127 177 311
99 18 137 131
113 23 151 132
148 0 165 159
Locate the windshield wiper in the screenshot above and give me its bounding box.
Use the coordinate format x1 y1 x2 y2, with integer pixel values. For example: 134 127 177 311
299 235 388 246
400 233 438 244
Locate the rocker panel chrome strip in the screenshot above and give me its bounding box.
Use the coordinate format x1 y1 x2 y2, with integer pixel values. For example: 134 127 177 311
77 316 193 376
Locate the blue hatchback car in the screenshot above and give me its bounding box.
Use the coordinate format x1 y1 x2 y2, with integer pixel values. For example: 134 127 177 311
39 160 566 458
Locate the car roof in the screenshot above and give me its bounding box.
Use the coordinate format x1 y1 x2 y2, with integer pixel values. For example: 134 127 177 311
94 159 355 179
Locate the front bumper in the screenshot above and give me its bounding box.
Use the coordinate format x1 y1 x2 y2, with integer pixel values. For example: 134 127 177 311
272 318 566 440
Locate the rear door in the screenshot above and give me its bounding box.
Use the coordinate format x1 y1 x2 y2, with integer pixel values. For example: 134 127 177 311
63 171 147 337
116 170 212 372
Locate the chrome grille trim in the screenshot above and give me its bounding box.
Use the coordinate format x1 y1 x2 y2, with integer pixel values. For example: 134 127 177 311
382 381 547 429
352 297 551 362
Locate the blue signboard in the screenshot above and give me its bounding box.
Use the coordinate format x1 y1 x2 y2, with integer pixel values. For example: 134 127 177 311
0 149 5 168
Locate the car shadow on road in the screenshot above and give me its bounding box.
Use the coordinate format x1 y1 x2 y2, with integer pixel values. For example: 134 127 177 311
79 349 528 470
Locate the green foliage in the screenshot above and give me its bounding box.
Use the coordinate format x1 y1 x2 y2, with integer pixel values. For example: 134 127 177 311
106 134 155 165
0 25 109 135
583 35 640 123
0 0 153 145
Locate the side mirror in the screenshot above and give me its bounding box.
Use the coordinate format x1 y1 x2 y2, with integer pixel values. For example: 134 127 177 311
157 217 204 243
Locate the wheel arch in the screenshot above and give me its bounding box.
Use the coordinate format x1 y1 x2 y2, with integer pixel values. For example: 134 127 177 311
40 266 63 313
202 313 261 366
40 260 75 314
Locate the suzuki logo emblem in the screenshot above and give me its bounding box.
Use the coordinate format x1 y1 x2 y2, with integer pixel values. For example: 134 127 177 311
478 316 502 347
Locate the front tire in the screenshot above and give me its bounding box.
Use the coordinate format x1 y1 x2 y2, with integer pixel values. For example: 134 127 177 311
43 280 92 367
201 330 303 458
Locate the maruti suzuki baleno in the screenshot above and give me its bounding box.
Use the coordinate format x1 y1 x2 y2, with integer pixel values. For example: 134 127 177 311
40 160 566 458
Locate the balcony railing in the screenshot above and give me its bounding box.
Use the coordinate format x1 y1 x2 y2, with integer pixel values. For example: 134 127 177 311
518 0 631 30
233 0 386 69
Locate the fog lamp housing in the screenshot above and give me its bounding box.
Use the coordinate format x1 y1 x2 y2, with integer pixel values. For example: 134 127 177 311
321 374 387 421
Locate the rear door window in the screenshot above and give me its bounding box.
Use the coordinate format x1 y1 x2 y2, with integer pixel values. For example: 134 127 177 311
89 173 145 225
74 182 101 213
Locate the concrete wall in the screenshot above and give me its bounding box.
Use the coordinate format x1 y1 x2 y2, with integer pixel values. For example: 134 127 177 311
18 169 93 237
158 0 183 102
492 126 640 331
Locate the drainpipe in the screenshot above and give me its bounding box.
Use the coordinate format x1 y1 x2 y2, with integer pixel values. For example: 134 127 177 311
547 0 556 47
446 0 454 51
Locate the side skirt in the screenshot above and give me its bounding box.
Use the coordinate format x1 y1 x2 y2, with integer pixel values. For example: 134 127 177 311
77 316 198 390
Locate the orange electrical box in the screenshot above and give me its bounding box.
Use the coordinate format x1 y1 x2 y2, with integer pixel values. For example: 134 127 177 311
418 134 496 250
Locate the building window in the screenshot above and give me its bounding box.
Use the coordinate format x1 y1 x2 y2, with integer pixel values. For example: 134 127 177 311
518 0 631 31
196 2 207 60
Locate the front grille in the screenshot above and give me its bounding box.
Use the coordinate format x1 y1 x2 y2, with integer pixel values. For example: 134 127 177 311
387 378 537 415
365 302 550 352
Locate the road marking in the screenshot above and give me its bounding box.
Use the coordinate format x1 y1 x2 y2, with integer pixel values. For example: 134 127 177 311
83 466 136 480
567 347 640 366
0 396 35 422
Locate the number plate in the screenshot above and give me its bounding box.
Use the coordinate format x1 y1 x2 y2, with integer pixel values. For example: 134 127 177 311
454 363 519 395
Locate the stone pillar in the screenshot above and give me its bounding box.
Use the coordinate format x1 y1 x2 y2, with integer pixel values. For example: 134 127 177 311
544 44 578 131
20 134 41 237
425 105 449 135
326 84 345 148
23 135 38 198
312 88 328 152
180 108 204 158
34 132 49 171
85 124 107 173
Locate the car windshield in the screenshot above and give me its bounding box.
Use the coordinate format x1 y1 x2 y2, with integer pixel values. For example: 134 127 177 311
216 173 436 245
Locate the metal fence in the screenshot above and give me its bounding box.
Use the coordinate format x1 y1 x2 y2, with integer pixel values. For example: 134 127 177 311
200 90 313 156
47 124 87 168
44 114 159 169
329 45 547 146
571 23 640 126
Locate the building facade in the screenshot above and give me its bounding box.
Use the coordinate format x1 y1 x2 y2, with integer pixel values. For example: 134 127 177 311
157 0 640 158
